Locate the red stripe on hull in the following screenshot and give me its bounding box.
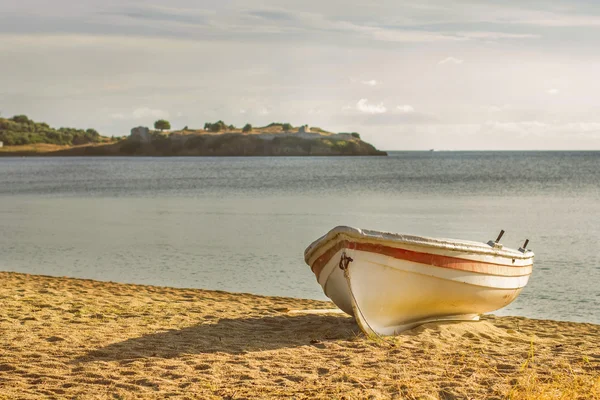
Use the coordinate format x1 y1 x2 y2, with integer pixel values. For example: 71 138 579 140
311 240 532 280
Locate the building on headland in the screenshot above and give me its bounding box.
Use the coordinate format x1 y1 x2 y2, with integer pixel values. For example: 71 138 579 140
298 125 311 134
130 126 151 143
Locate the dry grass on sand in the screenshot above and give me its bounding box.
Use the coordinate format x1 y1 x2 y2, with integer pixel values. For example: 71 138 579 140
0 272 599 399
0 144 70 153
0 143 112 155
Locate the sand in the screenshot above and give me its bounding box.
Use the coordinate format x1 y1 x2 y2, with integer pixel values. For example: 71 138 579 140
0 271 598 399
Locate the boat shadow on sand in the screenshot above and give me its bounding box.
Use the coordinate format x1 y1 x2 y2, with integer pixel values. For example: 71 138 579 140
73 313 359 362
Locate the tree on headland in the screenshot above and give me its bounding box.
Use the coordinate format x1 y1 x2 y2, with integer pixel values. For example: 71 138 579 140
154 119 171 131
242 123 252 133
11 115 30 124
86 128 99 137
282 123 292 131
213 120 226 132
0 114 106 146
351 132 361 139
204 120 227 132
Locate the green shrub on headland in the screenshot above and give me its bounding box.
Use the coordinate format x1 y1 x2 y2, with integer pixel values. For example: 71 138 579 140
0 115 102 146
204 120 227 132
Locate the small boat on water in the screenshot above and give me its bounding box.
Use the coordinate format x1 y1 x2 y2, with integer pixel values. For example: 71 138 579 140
304 226 534 336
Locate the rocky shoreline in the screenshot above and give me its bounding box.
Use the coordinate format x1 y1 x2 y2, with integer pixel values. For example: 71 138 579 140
0 126 387 157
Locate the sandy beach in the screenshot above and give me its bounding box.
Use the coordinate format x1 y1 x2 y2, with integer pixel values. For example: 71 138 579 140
0 271 598 399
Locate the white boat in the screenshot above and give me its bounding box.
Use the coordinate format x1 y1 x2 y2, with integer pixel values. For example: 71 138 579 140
304 226 534 336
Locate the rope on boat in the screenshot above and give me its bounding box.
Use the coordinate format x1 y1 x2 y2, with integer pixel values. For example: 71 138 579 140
339 252 396 347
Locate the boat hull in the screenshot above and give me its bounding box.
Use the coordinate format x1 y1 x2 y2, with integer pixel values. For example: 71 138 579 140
305 227 534 335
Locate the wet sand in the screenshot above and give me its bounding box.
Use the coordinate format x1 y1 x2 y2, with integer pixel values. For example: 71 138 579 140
1 271 599 399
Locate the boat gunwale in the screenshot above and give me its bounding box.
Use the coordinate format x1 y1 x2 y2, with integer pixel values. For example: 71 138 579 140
310 239 533 282
305 226 535 265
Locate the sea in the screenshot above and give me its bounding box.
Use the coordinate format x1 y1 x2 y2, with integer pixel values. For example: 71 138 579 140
0 152 598 325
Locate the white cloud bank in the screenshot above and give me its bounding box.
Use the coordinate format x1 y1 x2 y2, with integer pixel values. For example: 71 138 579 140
546 88 560 95
133 107 170 119
361 80 378 86
397 105 415 113
438 57 464 65
111 107 170 120
356 99 387 114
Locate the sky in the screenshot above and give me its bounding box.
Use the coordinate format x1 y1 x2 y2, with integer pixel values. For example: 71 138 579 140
1 0 600 150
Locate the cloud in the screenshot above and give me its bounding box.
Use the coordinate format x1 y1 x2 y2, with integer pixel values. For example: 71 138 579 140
561 122 600 133
258 107 271 115
480 120 600 140
248 10 295 21
356 99 387 114
457 31 540 40
244 9 464 44
341 103 435 126
514 14 600 27
438 57 463 65
397 105 415 113
0 3 553 49
355 111 438 126
110 107 169 120
361 80 378 86
369 29 461 43
240 8 512 45
546 88 559 95
484 120 548 134
132 107 170 119
101 4 212 26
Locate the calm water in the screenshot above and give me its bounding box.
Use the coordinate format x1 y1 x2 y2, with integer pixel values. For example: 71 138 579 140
0 152 599 324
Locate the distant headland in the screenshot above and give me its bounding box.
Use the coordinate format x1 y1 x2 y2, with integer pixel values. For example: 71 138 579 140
0 115 387 157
